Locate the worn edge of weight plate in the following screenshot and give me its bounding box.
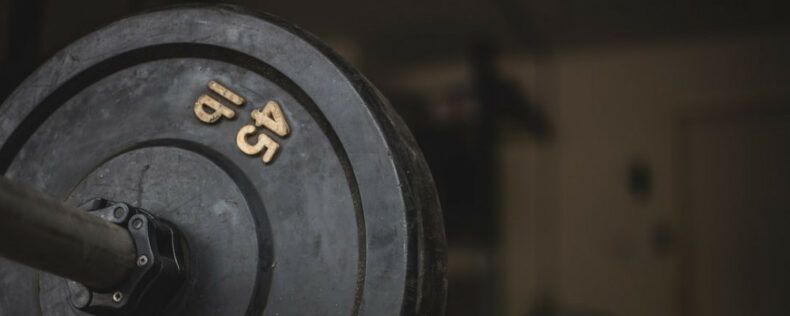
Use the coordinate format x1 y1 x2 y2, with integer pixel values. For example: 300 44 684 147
0 4 448 315
224 6 449 314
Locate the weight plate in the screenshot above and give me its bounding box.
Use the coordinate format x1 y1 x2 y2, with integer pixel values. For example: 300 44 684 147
0 5 446 316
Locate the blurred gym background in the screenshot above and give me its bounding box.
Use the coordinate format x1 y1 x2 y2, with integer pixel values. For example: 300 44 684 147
2 1 789 315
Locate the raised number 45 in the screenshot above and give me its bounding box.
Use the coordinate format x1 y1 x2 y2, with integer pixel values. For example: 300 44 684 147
236 100 290 164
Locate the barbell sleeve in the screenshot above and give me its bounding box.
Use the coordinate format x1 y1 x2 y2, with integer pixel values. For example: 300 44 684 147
0 177 136 290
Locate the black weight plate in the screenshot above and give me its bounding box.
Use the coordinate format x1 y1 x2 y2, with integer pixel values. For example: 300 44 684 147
0 5 446 316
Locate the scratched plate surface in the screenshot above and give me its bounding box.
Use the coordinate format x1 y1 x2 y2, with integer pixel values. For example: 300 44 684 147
0 5 446 316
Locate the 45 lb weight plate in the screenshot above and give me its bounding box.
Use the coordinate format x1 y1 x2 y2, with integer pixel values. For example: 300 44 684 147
0 5 446 316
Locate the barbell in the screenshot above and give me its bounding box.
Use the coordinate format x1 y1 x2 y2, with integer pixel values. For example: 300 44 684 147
0 5 446 315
